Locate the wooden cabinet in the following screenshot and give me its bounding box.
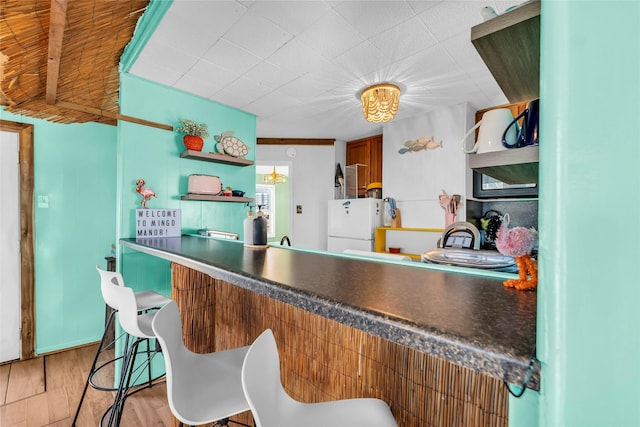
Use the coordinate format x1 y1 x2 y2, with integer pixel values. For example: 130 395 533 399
346 135 382 197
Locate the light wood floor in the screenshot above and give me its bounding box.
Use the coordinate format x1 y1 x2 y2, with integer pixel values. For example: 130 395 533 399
0 343 172 426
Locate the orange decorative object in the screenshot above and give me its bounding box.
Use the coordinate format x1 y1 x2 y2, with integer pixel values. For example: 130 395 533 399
183 135 204 151
503 254 537 291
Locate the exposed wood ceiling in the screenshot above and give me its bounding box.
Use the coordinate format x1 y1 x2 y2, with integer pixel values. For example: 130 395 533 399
0 0 148 125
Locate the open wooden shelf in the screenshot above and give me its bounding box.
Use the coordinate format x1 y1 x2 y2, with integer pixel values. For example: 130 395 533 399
181 194 254 203
180 150 254 166
468 145 539 184
471 0 540 103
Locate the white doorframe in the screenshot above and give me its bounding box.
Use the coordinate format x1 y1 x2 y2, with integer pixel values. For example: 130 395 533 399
256 161 293 242
0 130 21 363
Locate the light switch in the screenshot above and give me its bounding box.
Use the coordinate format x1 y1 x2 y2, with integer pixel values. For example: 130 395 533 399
38 195 49 208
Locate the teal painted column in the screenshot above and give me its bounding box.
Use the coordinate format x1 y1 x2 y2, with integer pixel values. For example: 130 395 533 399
537 1 640 427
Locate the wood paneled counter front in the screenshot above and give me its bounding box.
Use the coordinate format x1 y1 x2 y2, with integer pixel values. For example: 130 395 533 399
121 236 538 427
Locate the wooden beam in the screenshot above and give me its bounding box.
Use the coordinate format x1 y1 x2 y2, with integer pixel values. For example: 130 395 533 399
46 0 68 105
57 101 174 131
257 138 335 146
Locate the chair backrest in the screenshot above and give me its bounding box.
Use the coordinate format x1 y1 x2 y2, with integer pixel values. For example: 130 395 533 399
151 300 190 424
242 329 295 426
96 266 148 338
96 265 125 310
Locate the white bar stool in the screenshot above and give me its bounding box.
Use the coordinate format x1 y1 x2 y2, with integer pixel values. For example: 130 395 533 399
100 269 166 426
152 300 252 427
72 266 171 426
242 329 398 427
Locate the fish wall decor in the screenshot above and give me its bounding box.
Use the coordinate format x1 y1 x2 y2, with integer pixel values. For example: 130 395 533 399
398 136 443 154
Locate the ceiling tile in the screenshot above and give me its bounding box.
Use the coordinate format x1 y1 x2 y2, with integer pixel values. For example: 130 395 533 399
151 10 221 57
296 9 365 59
266 39 329 78
243 60 297 90
222 76 275 107
223 12 294 58
333 1 416 38
333 40 391 78
368 16 438 63
418 1 483 42
242 91 305 117
248 1 332 36
170 0 247 36
173 74 224 99
202 39 262 76
407 1 444 15
186 59 240 89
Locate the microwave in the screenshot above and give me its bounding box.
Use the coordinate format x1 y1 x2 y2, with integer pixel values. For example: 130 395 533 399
472 171 538 199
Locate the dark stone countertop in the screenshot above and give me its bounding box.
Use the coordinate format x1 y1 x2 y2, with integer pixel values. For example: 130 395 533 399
121 235 539 390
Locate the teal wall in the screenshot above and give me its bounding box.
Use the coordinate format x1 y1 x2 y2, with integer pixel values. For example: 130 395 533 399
116 74 256 289
0 109 117 354
510 1 640 426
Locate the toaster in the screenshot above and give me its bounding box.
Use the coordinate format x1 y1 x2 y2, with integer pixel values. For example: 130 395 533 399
188 174 222 195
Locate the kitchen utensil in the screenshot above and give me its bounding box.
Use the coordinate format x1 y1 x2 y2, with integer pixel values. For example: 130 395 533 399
502 98 539 148
461 108 518 154
383 197 396 227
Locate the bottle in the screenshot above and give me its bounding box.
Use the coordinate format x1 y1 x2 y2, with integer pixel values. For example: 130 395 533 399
253 206 267 246
243 206 255 246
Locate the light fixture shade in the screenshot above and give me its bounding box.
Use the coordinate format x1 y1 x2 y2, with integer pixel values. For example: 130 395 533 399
361 83 400 123
263 166 286 184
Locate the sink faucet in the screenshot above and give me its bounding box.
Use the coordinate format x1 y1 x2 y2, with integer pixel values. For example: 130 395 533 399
280 235 291 246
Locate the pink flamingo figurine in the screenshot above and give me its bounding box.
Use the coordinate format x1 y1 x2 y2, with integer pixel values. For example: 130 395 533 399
495 214 538 291
135 179 156 209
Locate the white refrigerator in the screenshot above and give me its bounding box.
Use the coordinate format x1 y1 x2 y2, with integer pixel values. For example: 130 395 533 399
327 198 382 253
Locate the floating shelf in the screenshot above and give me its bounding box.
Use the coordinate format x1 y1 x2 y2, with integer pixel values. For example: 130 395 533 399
181 194 254 203
471 0 540 103
180 150 254 166
468 145 539 184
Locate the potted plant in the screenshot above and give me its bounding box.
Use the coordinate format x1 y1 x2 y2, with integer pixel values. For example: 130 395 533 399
176 119 210 151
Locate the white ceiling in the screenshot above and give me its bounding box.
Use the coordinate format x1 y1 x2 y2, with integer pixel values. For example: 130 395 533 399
129 0 519 142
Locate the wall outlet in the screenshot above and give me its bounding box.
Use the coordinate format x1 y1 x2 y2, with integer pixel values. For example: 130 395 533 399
37 195 49 208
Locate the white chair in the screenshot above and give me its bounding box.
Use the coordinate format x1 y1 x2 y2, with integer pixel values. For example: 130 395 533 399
99 268 167 427
72 266 171 426
152 300 252 427
242 329 398 427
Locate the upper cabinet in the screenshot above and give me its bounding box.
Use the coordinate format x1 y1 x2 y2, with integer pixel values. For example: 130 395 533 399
346 135 383 197
471 0 540 103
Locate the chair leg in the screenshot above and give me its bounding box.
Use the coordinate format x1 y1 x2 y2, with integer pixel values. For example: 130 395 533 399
108 334 137 427
71 308 116 426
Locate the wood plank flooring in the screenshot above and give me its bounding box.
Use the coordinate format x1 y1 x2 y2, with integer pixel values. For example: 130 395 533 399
0 344 173 426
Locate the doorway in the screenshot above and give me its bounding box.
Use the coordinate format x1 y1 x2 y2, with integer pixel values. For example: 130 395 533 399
0 120 35 361
0 130 20 362
256 162 292 244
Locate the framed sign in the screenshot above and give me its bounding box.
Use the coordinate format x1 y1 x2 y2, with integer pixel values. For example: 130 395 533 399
135 209 181 238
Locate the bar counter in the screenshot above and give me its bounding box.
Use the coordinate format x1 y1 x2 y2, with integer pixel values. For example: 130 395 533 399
121 235 539 426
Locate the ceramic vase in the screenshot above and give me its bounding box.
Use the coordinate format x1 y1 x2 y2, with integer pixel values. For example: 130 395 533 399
183 135 204 151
